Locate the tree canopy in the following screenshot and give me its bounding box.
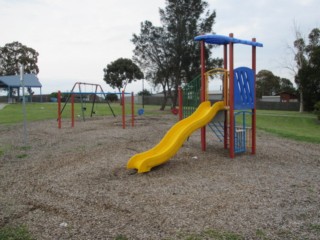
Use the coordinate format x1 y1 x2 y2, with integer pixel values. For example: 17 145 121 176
0 41 39 76
132 0 221 110
103 58 144 93
256 70 296 98
294 28 320 111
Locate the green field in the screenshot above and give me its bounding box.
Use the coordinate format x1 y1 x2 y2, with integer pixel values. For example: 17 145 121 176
256 110 320 143
0 102 168 125
0 103 319 143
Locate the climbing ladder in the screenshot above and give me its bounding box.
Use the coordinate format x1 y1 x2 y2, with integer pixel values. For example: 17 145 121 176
182 74 201 119
208 121 224 142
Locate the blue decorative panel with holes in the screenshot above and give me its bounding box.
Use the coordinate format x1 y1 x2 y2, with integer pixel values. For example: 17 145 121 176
234 67 255 110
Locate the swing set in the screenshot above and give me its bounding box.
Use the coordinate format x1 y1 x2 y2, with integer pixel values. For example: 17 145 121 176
57 82 138 129
59 82 116 122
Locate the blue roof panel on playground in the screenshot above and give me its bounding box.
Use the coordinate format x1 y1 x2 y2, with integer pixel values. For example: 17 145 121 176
194 34 263 47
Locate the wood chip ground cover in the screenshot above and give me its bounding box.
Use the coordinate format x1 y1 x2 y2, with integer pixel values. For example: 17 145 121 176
0 114 319 239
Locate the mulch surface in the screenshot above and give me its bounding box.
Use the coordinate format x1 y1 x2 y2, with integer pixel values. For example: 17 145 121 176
0 114 319 239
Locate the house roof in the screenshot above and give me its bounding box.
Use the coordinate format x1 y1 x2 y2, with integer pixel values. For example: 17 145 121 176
194 34 263 47
0 74 42 88
276 91 297 98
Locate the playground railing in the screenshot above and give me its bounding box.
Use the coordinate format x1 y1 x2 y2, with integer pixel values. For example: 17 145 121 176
182 74 201 118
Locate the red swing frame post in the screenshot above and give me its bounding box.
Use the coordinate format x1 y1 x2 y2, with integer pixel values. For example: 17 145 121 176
58 91 62 129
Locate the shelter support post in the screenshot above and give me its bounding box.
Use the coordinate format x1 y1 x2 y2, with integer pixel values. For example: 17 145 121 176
122 91 125 129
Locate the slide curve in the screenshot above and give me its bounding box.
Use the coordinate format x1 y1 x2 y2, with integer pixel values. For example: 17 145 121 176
127 101 225 173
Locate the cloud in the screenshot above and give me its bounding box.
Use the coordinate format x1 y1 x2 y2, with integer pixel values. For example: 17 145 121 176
0 0 319 93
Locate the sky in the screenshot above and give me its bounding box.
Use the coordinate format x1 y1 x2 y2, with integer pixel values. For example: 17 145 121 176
0 0 319 94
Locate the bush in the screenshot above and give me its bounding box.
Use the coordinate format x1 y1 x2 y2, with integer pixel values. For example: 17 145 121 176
50 92 69 102
138 89 152 96
50 92 58 98
314 101 320 120
106 93 119 102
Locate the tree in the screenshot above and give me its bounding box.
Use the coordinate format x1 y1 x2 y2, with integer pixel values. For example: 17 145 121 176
132 21 173 109
106 93 119 102
256 70 281 98
132 0 221 110
294 28 320 111
256 70 297 99
103 58 144 93
279 77 296 94
293 32 307 112
0 41 39 76
303 28 320 111
138 89 152 96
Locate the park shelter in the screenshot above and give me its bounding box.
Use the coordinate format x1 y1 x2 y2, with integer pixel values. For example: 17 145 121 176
0 74 42 103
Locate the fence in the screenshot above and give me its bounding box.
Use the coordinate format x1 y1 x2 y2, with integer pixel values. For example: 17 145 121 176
256 101 299 111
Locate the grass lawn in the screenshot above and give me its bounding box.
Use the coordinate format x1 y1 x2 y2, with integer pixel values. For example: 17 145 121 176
0 102 168 125
0 103 319 143
256 110 320 143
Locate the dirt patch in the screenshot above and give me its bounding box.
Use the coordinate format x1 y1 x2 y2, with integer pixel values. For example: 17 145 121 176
0 114 319 239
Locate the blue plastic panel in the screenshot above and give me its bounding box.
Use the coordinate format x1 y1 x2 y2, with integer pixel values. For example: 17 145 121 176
194 34 263 47
234 67 255 110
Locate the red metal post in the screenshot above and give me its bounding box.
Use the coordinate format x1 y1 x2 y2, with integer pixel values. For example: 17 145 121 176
229 33 235 158
71 94 75 128
200 40 206 151
58 91 61 129
178 86 183 121
223 44 228 150
131 92 134 127
122 91 125 129
252 38 257 155
223 44 228 104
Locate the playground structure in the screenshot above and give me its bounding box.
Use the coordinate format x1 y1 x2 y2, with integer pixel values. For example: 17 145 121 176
57 82 136 129
127 33 263 173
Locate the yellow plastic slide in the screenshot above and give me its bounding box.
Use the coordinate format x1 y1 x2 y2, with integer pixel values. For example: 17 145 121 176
127 101 225 173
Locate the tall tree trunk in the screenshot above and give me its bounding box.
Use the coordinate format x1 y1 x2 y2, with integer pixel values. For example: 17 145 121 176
171 86 179 109
160 90 168 110
299 89 304 112
160 81 168 110
118 87 122 105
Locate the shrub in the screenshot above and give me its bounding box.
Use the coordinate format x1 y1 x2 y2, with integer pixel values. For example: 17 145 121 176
138 89 152 96
50 92 58 98
314 101 320 120
106 93 119 102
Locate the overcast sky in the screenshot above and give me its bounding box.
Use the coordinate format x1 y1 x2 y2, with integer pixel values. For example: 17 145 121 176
0 0 318 94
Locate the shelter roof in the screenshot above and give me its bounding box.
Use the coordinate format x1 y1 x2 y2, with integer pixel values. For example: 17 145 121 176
194 34 263 47
0 74 42 88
